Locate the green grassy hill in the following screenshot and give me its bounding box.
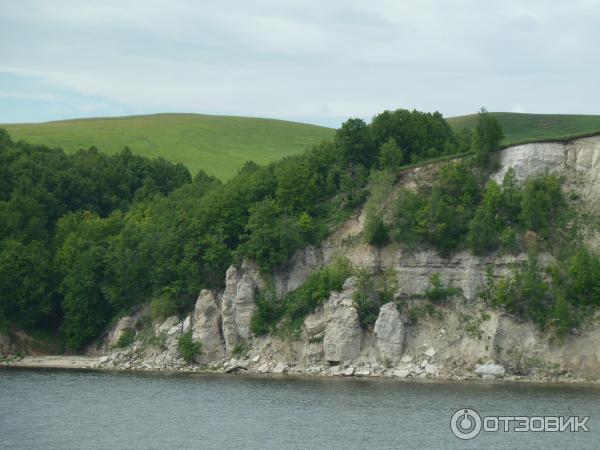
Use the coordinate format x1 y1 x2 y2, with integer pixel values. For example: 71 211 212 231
448 112 600 146
1 113 334 180
5 111 600 180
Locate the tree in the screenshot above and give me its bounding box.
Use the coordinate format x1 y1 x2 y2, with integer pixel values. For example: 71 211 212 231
472 108 504 167
0 239 56 327
363 170 394 246
238 198 302 271
466 180 503 253
519 173 564 236
56 212 122 350
335 118 375 167
378 138 404 171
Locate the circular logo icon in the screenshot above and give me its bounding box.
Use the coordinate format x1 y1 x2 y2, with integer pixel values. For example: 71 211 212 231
450 408 482 440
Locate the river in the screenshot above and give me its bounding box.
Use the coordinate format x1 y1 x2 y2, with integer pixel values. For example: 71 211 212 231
1 368 598 449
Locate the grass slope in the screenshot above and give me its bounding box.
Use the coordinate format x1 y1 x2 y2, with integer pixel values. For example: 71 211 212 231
1 113 334 180
448 112 600 146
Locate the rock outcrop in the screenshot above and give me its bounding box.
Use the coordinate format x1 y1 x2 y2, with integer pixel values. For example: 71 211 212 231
374 303 405 364
192 290 225 361
322 294 362 363
220 261 260 351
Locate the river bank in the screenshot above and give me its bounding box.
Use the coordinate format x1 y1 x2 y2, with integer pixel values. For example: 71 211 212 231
2 355 599 386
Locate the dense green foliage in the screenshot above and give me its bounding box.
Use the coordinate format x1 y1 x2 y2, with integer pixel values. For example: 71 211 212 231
482 248 600 336
471 108 504 167
389 161 481 254
177 330 201 363
0 130 191 349
388 166 568 256
1 113 335 180
370 109 471 164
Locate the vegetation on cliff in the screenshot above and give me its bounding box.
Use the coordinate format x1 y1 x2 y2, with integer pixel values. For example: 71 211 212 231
1 107 599 350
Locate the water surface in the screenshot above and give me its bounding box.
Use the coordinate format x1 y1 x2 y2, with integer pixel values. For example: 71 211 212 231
1 369 598 449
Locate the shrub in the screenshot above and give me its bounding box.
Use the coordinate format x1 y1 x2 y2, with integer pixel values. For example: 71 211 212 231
363 169 394 246
406 303 444 324
139 328 167 350
250 290 282 336
425 273 460 303
231 341 250 358
150 294 178 321
177 330 201 363
519 172 565 238
353 268 382 329
378 268 399 304
114 329 135 348
364 218 389 247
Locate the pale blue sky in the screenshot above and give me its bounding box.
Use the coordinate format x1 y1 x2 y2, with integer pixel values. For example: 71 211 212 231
1 0 599 127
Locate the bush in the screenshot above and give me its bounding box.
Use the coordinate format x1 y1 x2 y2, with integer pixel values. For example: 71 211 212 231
378 268 399 304
150 294 178 321
406 303 444 324
485 253 557 331
352 269 381 329
114 329 135 348
519 172 565 237
177 330 201 363
231 341 250 358
364 218 389 247
425 273 460 303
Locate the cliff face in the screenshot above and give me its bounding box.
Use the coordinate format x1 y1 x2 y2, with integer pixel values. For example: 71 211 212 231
96 136 600 381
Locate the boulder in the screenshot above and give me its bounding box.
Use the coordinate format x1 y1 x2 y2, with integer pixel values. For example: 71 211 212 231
342 367 355 376
424 347 436 358
391 368 411 378
158 316 180 334
304 308 328 336
374 302 405 364
182 316 192 334
272 362 289 374
475 363 506 377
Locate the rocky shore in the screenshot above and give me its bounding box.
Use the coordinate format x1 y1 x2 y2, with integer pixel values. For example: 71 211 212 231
3 354 598 386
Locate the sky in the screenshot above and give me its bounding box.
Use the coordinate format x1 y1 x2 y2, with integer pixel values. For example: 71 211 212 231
1 0 599 128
